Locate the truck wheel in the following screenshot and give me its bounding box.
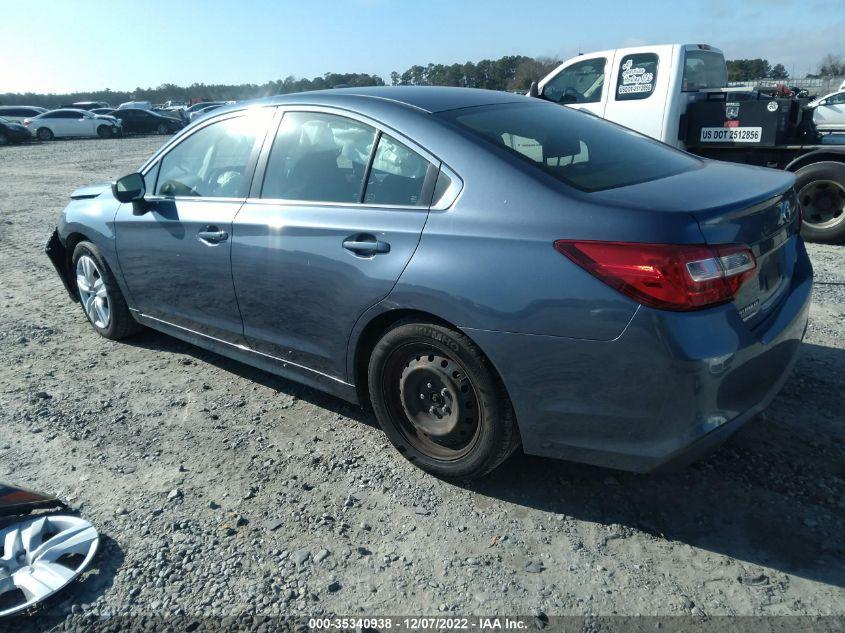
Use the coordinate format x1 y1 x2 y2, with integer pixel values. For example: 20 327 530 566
368 320 520 480
794 161 845 244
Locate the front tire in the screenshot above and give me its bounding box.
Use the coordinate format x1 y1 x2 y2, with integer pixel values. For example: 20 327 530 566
96 125 111 139
794 161 845 244
156 123 168 134
71 241 141 340
0 132 8 146
36 127 53 141
368 321 520 479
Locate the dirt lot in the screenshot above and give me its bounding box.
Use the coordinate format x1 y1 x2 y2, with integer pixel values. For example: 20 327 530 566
0 137 843 626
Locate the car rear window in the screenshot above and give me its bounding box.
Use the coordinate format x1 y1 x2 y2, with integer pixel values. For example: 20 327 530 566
437 101 701 192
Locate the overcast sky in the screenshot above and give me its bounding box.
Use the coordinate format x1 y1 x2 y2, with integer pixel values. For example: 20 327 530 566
2 0 843 94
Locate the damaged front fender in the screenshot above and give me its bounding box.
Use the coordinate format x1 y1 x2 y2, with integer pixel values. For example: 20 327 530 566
45 230 77 302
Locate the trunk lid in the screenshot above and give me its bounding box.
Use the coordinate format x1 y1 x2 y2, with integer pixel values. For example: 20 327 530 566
590 160 800 327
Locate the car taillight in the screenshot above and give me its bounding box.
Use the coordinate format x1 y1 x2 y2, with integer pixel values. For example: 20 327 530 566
554 240 756 311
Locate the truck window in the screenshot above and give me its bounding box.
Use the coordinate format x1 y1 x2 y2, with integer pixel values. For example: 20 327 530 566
543 58 606 105
616 53 658 101
682 50 727 92
439 101 701 192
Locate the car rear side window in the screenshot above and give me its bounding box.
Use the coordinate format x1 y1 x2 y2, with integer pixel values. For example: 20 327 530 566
155 114 265 198
439 101 701 192
615 53 658 101
364 134 433 206
261 112 377 203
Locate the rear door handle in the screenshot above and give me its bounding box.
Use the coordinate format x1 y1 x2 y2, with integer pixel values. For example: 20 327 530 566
197 227 229 244
342 235 390 255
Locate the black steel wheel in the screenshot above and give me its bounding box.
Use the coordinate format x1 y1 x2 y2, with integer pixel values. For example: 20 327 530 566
368 320 520 479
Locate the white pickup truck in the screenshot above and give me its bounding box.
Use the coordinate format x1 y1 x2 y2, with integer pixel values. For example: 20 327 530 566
531 44 845 243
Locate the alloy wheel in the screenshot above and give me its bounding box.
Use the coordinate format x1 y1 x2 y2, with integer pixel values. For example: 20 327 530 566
75 255 110 329
385 345 482 461
799 179 845 229
0 514 99 617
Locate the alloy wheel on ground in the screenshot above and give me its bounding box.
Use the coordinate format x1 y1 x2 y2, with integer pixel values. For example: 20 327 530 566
0 514 99 617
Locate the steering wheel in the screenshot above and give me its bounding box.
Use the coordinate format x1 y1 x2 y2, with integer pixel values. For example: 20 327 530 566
563 86 582 102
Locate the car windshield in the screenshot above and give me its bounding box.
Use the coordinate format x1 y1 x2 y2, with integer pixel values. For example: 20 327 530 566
437 101 701 192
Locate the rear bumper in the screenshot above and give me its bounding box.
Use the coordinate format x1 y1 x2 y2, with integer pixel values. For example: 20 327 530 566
465 241 813 472
45 229 77 301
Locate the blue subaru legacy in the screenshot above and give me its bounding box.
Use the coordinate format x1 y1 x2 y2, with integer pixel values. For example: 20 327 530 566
46 87 812 479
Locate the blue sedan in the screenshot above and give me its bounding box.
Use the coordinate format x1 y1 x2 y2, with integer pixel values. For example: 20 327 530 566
46 87 812 478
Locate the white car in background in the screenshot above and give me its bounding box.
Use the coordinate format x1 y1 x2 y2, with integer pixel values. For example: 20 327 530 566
809 90 845 131
24 109 122 141
0 106 48 123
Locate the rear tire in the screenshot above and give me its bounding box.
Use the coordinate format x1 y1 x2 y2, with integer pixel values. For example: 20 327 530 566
794 161 845 244
36 127 53 141
156 123 168 134
96 125 111 139
0 132 8 146
368 320 520 479
71 241 141 340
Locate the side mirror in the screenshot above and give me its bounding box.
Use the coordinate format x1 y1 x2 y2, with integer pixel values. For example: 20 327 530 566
112 172 146 203
528 81 539 98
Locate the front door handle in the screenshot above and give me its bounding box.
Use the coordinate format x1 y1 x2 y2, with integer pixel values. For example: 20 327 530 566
197 227 229 244
343 235 390 255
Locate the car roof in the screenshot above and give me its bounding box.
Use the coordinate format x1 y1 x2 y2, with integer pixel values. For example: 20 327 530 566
246 86 527 114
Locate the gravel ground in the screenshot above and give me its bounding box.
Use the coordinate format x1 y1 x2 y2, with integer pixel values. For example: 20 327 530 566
0 137 843 627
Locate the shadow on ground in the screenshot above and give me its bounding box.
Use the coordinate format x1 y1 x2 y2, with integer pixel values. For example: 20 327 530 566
126 329 845 588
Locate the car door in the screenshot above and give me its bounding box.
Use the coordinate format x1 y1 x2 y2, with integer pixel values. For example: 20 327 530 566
602 51 665 140
115 109 272 342
47 112 71 136
231 108 438 380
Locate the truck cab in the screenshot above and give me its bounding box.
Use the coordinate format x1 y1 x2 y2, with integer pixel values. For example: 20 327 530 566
537 44 727 148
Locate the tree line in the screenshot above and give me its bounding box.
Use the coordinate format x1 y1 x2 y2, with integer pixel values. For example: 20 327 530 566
2 52 842 108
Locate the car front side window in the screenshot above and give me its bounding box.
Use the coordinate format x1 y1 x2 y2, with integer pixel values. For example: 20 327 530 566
155 114 265 198
261 111 377 203
543 58 607 104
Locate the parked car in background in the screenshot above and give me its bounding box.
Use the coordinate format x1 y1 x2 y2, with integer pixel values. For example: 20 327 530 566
46 87 811 479
0 106 47 123
117 101 153 111
808 90 845 131
24 109 122 140
184 101 224 120
188 103 224 122
163 100 186 110
106 108 184 135
61 101 112 111
0 116 34 144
